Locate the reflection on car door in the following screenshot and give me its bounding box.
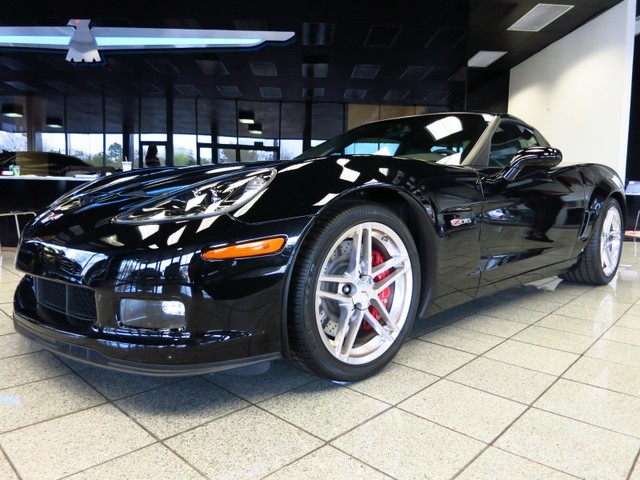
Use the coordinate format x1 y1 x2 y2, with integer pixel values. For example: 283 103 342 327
476 120 585 288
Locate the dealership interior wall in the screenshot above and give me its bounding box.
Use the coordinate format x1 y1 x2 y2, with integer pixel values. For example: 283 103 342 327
509 0 635 178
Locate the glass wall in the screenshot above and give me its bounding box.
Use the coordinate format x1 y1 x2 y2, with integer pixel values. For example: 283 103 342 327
0 95 429 169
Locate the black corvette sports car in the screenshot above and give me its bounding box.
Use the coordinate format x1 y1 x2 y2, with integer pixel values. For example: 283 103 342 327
13 112 625 381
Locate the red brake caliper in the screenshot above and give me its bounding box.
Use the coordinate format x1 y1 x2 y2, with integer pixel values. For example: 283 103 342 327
363 250 391 330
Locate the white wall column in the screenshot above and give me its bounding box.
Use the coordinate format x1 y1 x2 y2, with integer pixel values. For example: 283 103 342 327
508 0 636 180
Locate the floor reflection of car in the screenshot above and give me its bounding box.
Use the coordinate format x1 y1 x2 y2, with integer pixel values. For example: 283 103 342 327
0 151 115 177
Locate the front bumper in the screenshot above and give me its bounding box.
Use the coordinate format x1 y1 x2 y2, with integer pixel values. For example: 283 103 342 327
13 310 280 375
12 268 284 375
12 215 312 375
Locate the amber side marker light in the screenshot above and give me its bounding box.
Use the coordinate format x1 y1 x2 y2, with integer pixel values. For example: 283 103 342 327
202 237 286 260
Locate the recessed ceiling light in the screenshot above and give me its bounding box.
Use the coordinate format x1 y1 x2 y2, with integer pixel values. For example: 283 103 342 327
1 104 23 118
238 111 255 124
508 4 574 32
467 51 507 68
248 122 263 135
45 116 63 128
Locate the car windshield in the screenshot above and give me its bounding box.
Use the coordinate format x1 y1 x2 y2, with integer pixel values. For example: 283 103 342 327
296 113 492 164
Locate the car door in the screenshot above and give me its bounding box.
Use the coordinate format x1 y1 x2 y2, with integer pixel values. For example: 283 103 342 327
475 119 585 287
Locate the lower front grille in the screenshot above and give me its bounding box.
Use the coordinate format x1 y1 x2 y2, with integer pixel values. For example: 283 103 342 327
34 277 97 326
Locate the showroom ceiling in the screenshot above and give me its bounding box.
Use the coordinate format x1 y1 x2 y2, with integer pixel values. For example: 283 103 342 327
0 0 624 137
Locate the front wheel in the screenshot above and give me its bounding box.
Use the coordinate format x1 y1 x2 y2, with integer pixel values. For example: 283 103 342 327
288 203 421 381
562 197 623 285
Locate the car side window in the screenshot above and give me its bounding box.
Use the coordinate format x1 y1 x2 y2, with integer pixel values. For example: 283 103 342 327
489 120 540 168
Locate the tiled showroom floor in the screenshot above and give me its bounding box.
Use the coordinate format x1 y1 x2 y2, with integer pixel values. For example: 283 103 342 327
1 246 640 480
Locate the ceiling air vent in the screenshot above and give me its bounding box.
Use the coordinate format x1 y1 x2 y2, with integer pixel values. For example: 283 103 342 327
344 89 367 101
196 59 229 75
400 66 433 81
351 65 380 79
145 59 179 74
383 90 409 102
250 61 277 76
424 27 466 49
508 4 574 32
175 84 201 96
260 87 282 99
217 85 241 97
365 25 402 47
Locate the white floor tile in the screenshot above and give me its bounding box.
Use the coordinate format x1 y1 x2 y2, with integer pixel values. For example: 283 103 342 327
458 447 577 480
484 339 578 376
535 379 640 438
115 376 249 438
399 380 527 442
66 443 205 480
166 406 323 480
265 445 392 480
563 356 640 398
496 409 639 479
0 404 154 480
448 356 556 404
259 380 388 440
333 409 485 480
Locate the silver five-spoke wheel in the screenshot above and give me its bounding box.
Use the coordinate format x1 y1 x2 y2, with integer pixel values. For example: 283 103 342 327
315 221 413 364
600 204 622 277
562 197 623 285
288 203 421 381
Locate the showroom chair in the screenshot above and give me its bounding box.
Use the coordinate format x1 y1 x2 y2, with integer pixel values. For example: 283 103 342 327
0 210 36 252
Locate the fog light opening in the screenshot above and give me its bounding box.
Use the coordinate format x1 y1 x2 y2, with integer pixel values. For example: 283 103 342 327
119 298 186 331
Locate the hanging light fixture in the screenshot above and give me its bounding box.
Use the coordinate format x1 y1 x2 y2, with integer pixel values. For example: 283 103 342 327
45 116 64 128
2 104 23 118
238 110 255 124
248 122 263 135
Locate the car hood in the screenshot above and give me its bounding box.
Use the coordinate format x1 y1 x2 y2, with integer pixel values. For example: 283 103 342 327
58 162 279 205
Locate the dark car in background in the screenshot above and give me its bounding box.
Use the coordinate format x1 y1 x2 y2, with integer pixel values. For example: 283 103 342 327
12 112 625 382
0 151 115 177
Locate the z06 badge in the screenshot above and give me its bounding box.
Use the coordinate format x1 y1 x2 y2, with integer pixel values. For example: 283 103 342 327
451 218 472 227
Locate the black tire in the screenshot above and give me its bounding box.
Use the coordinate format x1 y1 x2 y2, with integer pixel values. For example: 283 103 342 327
288 202 421 381
561 197 623 285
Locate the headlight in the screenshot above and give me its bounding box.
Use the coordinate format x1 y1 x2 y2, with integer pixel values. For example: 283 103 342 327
115 169 275 224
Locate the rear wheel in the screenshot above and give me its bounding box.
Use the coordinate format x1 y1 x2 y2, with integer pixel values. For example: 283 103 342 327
288 203 420 381
562 197 623 285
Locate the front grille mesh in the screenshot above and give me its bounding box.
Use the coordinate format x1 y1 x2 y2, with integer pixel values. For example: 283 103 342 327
34 277 97 325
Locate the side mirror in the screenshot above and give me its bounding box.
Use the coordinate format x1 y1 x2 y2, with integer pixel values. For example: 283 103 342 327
502 146 562 182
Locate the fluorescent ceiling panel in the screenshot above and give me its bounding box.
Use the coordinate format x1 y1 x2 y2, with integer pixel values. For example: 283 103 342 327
467 50 507 68
508 4 574 32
